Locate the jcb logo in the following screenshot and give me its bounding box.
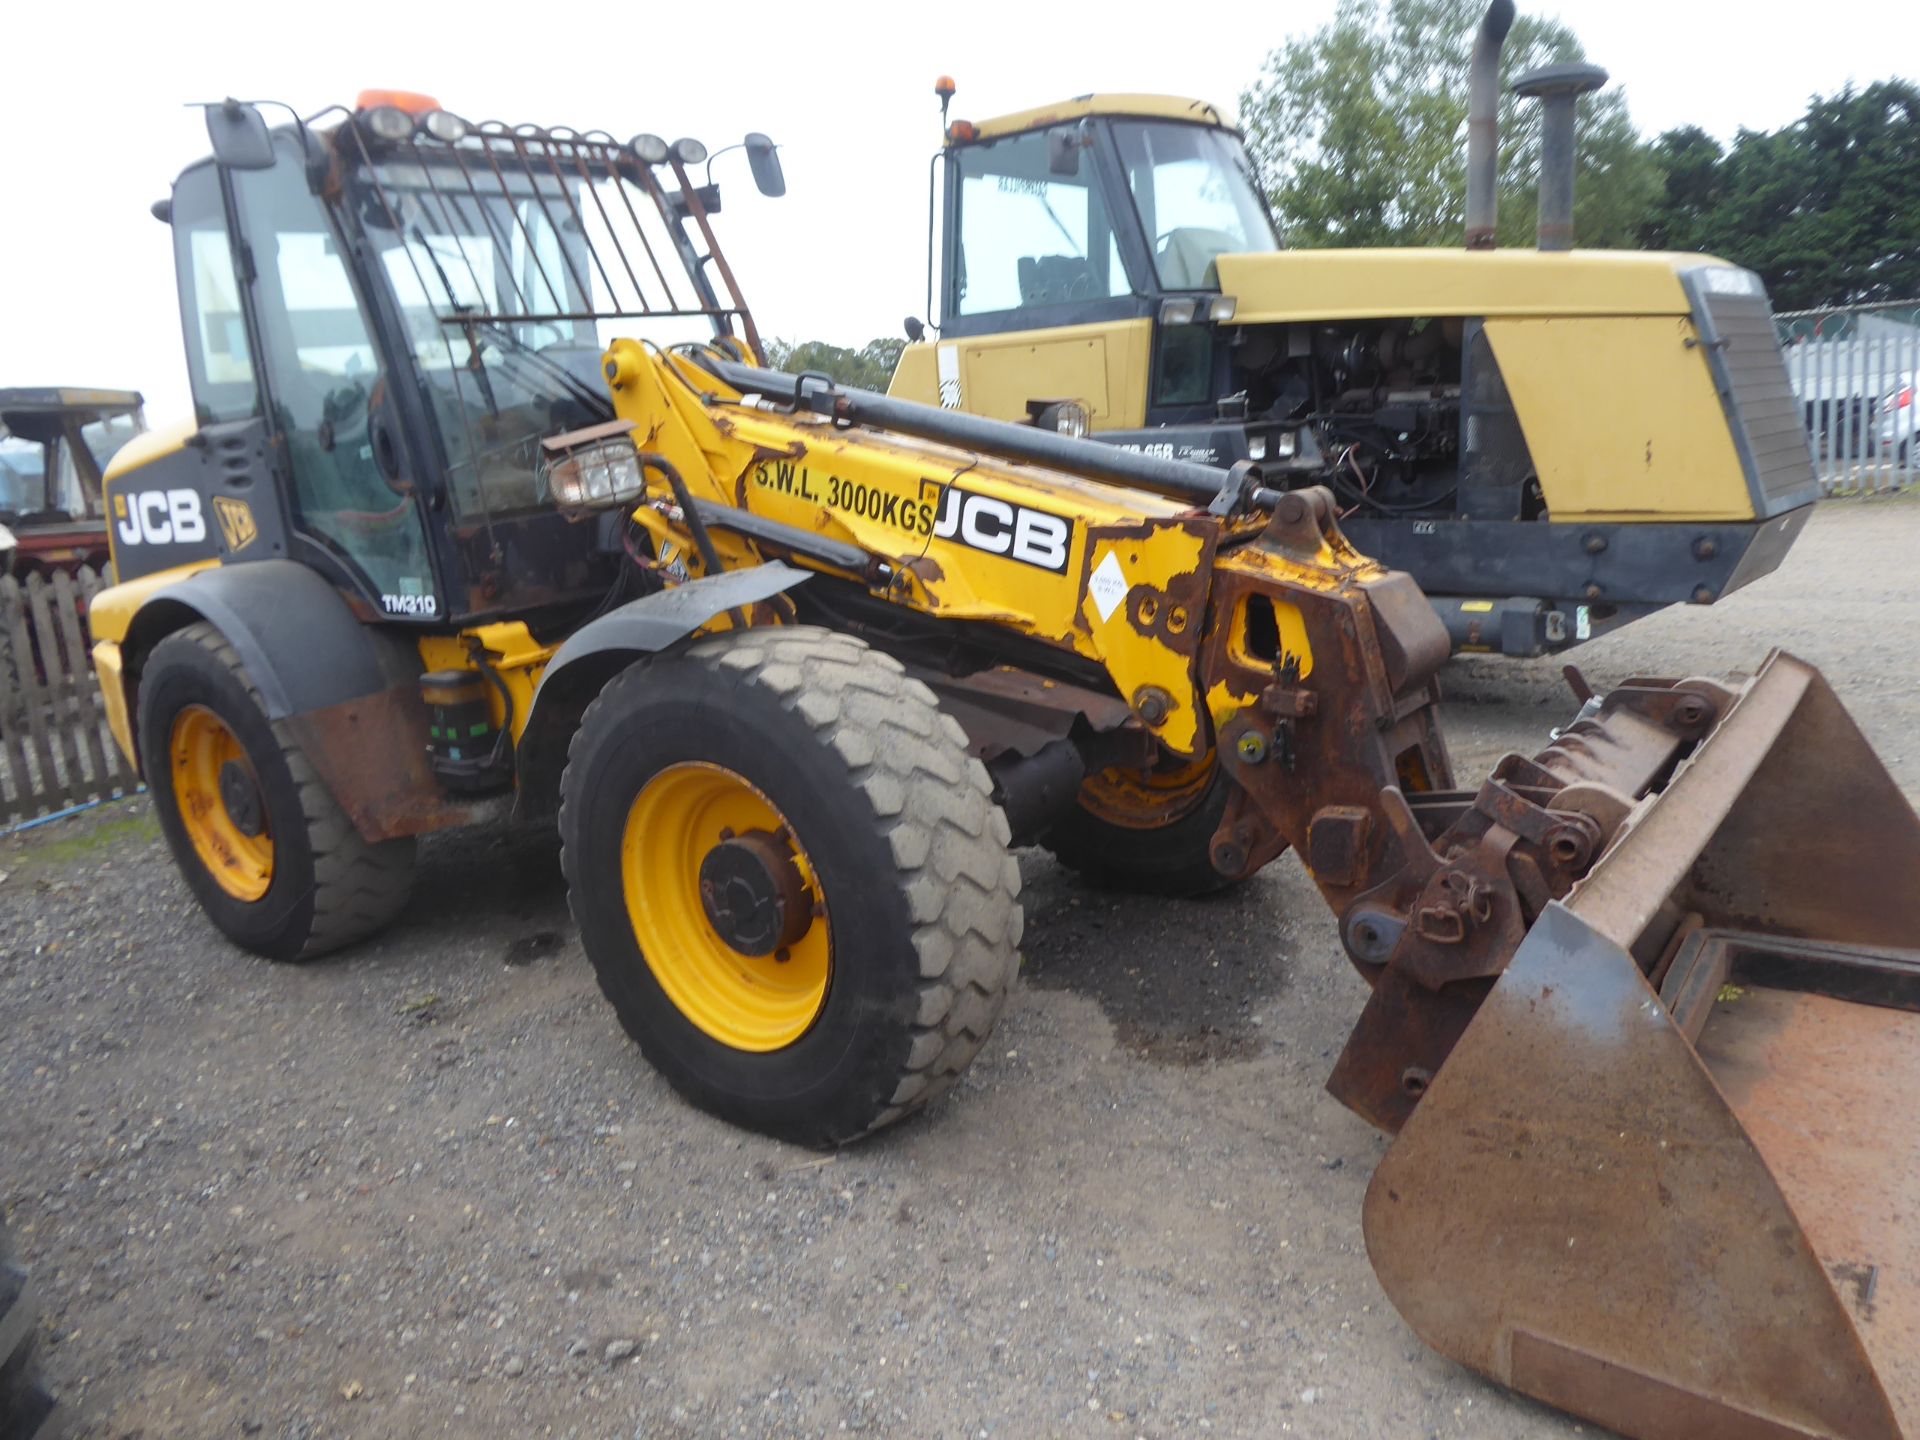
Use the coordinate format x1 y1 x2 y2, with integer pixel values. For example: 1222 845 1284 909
212 495 257 553
114 490 207 547
931 487 1071 574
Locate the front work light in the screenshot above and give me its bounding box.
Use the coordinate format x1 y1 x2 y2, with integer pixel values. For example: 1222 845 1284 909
540 420 644 516
671 137 709 166
1028 399 1091 438
630 133 670 164
363 105 415 141
419 110 470 143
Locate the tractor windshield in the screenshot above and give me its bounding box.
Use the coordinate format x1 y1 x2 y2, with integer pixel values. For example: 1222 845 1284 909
1112 121 1278 290
341 125 752 520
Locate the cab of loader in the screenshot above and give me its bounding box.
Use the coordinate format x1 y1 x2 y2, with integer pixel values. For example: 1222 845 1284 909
117 93 783 624
894 15 1821 656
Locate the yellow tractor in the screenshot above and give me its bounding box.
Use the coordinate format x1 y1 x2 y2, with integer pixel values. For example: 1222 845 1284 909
890 3 1818 657
91 87 1917 1440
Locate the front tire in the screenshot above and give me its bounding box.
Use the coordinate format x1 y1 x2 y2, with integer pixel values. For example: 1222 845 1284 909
138 622 415 961
559 626 1022 1147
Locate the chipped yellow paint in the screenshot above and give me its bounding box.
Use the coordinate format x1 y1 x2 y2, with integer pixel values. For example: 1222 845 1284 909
1223 593 1314 679
1076 526 1212 756
589 344 1400 765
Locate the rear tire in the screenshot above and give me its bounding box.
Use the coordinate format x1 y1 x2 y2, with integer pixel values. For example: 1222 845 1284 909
138 622 415 961
560 626 1022 1147
1043 759 1239 898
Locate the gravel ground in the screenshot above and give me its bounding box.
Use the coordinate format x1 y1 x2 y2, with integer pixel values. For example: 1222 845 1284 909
3 496 1915 1440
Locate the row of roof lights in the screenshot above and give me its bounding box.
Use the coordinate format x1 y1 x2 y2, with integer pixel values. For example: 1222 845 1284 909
356 94 706 166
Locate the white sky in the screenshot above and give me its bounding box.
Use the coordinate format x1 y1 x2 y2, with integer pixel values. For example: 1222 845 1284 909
3 0 1907 423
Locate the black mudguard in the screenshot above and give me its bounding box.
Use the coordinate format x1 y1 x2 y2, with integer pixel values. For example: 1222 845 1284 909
514 562 812 820
124 558 406 721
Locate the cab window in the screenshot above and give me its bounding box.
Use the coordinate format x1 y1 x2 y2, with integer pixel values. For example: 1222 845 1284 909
170 165 259 426
1113 121 1279 291
952 128 1132 317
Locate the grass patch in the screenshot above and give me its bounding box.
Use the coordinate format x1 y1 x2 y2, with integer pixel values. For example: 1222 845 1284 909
4 800 158 866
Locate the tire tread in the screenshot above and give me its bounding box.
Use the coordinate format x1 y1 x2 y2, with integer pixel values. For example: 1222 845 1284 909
560 626 1021 1141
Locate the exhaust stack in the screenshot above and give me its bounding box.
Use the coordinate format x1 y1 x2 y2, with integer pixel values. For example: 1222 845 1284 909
1513 62 1609 250
1465 0 1516 250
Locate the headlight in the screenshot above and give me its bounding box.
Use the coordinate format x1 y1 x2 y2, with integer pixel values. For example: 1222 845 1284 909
419 110 470 143
1159 297 1199 326
671 136 708 166
630 133 670 164
1028 399 1091 438
362 105 415 142
539 423 645 516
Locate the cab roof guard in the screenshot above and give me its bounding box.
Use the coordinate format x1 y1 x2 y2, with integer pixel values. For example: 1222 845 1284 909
333 113 765 358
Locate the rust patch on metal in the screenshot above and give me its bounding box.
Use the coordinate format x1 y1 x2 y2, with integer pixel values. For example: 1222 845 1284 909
1365 905 1907 1440
284 682 483 842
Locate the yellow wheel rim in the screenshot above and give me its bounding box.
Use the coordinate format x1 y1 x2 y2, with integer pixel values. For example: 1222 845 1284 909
621 762 831 1052
1079 753 1217 830
169 705 274 902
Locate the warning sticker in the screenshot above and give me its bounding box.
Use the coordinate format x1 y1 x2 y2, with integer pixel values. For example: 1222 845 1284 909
1088 549 1129 623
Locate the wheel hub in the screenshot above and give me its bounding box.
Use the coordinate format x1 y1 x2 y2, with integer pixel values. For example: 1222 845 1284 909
697 830 813 957
219 760 265 837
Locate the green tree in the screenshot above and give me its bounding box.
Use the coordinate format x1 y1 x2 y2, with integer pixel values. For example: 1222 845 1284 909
1641 83 1920 310
761 337 907 391
1240 0 1663 249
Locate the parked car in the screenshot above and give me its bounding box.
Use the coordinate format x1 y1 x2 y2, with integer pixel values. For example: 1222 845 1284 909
1878 378 1915 465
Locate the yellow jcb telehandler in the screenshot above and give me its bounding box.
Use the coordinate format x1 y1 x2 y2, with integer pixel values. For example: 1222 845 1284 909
87 88 1918 1440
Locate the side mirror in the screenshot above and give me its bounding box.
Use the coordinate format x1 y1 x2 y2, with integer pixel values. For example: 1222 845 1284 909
904 317 926 343
744 133 786 198
205 99 275 170
1047 126 1081 178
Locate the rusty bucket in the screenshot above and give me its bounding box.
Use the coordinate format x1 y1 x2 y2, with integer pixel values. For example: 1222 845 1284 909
1364 652 1920 1440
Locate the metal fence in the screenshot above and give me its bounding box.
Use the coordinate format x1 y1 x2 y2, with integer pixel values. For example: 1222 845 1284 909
0 567 140 827
1776 304 1920 495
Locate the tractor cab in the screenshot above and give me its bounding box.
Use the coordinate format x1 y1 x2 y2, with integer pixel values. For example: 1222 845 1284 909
0 387 145 576
900 95 1277 446
119 94 784 624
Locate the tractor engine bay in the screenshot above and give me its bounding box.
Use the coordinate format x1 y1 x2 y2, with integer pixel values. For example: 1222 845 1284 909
1228 317 1541 524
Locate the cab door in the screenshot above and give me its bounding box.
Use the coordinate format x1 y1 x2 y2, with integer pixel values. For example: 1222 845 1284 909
933 123 1156 428
224 134 442 620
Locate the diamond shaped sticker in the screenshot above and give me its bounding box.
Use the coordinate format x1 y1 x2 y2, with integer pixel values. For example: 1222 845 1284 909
1088 549 1128 623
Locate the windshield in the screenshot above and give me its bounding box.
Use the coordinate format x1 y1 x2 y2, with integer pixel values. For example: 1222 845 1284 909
347 135 731 519
1112 121 1278 291
81 410 143 474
